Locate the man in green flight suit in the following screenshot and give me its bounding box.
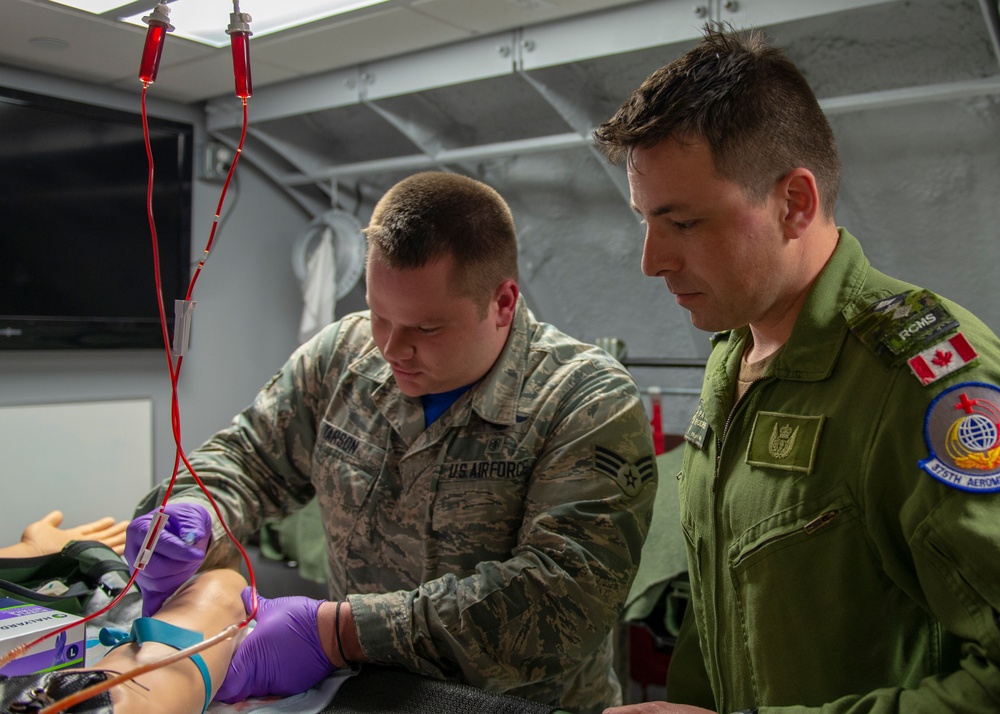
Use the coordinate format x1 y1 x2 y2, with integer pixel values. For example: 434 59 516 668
594 26 1000 714
126 171 657 714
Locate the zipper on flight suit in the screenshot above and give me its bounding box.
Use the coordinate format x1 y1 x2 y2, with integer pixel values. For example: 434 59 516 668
735 509 842 564
713 376 771 492
803 509 840 534
709 375 770 711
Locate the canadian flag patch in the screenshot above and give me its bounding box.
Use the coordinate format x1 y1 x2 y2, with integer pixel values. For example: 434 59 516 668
907 332 978 386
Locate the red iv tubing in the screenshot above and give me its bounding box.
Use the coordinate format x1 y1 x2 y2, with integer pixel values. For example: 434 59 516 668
0 0 184 678
1 6 261 711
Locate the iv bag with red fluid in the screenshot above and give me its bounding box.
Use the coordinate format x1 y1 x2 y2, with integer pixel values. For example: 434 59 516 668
139 1 174 85
227 10 254 99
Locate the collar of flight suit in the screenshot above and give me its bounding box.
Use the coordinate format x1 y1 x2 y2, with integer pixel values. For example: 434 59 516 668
699 228 873 434
722 227 874 385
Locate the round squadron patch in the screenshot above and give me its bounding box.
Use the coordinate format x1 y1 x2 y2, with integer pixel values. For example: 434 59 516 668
919 382 1000 492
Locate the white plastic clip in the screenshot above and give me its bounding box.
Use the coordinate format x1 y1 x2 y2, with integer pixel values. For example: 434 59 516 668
172 299 196 356
134 508 169 570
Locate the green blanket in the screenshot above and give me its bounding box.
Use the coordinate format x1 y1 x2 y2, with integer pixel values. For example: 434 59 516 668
621 445 689 635
258 497 330 584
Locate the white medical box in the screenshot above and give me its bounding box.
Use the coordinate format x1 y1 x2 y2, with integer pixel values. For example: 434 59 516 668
0 597 86 676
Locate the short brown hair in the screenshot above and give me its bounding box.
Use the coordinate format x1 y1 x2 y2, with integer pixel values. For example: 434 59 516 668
594 26 841 217
365 172 519 313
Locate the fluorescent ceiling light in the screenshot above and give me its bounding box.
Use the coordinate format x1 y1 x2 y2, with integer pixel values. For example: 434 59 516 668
49 0 393 47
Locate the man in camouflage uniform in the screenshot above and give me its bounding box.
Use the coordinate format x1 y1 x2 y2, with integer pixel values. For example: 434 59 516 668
127 172 657 713
594 28 1000 714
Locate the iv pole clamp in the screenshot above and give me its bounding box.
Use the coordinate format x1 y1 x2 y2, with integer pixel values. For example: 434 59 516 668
138 1 174 85
226 2 254 99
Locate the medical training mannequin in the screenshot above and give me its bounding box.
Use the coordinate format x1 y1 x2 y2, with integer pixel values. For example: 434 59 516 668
1 569 246 714
91 568 246 714
1 515 244 714
0 512 127 559
124 171 657 714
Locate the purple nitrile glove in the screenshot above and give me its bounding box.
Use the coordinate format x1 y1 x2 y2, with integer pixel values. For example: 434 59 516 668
214 588 336 703
124 502 212 618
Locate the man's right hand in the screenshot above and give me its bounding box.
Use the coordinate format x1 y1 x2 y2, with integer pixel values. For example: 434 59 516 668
124 502 212 617
214 589 337 702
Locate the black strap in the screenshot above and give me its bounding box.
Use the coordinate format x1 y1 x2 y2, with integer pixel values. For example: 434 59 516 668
326 665 556 714
61 541 129 581
0 540 130 614
0 578 93 605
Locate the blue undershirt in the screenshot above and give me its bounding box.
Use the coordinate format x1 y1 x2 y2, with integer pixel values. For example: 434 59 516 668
421 384 473 427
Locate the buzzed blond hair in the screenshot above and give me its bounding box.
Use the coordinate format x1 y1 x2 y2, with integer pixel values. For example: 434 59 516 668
365 172 519 315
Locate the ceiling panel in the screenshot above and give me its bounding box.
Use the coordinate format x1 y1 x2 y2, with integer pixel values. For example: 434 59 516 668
249 6 472 77
0 0 212 90
241 102 423 169
770 0 999 99
370 72 573 150
0 0 657 103
411 0 645 34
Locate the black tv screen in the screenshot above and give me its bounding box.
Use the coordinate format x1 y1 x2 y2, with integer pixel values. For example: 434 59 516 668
0 85 193 349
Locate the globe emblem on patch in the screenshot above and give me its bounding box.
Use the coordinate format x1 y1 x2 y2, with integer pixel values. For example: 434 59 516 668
944 394 1000 469
957 414 999 453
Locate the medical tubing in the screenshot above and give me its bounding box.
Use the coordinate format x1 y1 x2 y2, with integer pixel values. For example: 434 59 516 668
36 624 240 714
6 13 258 708
138 86 173 387
164 441 260 620
187 99 249 298
138 83 254 600
29 71 258 714
139 80 256 618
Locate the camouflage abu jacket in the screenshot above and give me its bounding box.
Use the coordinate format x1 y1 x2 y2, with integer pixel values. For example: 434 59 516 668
147 298 657 713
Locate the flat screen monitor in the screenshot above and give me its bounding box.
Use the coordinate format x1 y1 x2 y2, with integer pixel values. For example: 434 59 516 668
0 85 193 349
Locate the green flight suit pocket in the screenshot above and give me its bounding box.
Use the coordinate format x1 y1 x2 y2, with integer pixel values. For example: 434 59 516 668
726 485 934 705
